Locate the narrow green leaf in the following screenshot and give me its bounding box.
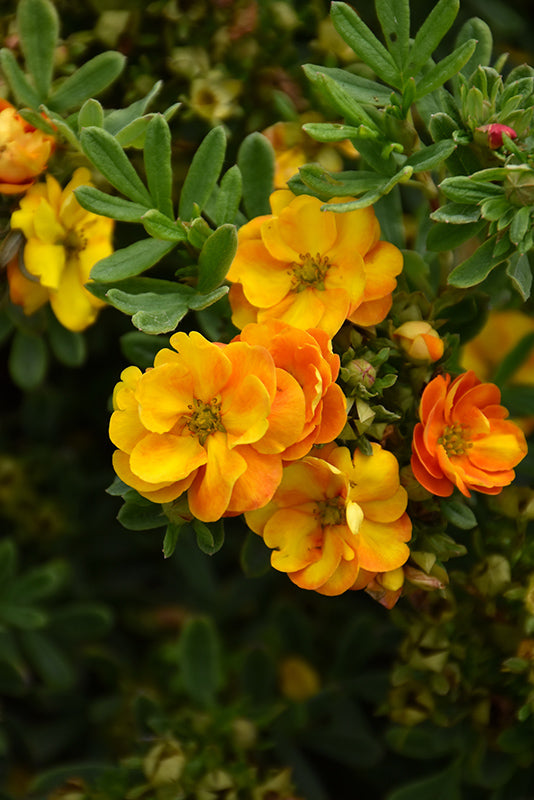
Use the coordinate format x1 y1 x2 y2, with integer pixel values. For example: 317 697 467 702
48 51 126 113
143 114 173 217
375 0 410 71
0 605 47 629
448 234 512 287
8 330 47 390
456 17 493 79
9 563 66 602
17 0 58 100
324 166 413 211
47 311 86 366
193 519 225 556
39 108 80 149
415 40 477 99
439 177 503 204
331 2 401 88
493 331 534 387
507 253 532 301
197 224 238 293
80 126 152 205
426 220 485 251
17 107 55 135
50 604 112 640
408 0 460 75
91 238 176 282
297 165 382 199
309 70 382 132
302 122 368 143
214 165 242 225
20 630 75 689
104 82 162 135
179 126 227 221
77 98 104 130
430 203 481 224
0 540 17 585
237 132 275 218
0 49 41 108
74 185 150 223
114 115 154 148
163 523 184 559
440 499 477 530
510 206 531 245
405 140 457 172
117 501 167 530
180 617 222 705
141 210 188 242
302 64 392 106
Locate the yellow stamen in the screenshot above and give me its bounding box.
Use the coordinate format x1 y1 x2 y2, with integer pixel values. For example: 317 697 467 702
185 397 225 446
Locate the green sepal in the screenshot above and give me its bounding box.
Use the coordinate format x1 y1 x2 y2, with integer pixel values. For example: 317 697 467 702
0 49 41 108
197 224 238 293
48 52 126 113
90 237 176 281
80 126 152 206
330 2 401 89
237 131 275 218
179 126 227 221
141 210 188 242
17 0 58 101
143 114 174 218
447 233 513 287
74 185 150 223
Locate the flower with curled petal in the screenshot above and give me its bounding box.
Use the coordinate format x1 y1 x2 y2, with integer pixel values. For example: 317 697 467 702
245 443 411 596
227 190 403 337
0 99 54 194
411 370 527 497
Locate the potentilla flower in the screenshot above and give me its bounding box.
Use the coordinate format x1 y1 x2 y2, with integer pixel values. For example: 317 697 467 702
476 123 517 149
393 320 444 363
233 319 347 461
245 443 411 596
0 99 55 194
411 370 528 497
110 330 311 522
10 168 113 331
227 190 403 337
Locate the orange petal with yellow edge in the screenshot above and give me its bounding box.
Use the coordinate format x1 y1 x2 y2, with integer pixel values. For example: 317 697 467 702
357 514 411 573
188 432 247 521
130 432 207 483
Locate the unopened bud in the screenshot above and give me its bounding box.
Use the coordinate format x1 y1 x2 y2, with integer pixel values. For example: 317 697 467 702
476 123 517 149
393 321 444 363
345 358 376 388
144 740 186 786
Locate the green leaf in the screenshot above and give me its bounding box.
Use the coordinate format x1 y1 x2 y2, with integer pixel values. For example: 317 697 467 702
0 540 17 585
20 629 75 689
39 108 80 149
240 531 272 577
113 115 154 148
302 64 392 107
214 165 243 225
117 501 167 531
330 2 401 88
388 765 461 800
162 523 184 559
501 385 534 417
405 140 457 172
9 563 67 602
296 164 382 199
302 122 369 143
141 209 188 242
509 206 531 245
80 126 152 205
48 51 126 113
0 605 47 629
324 166 413 211
415 40 477 99
237 131 275 218
408 0 460 75
104 83 162 135
17 0 58 99
120 331 169 369
307 70 382 133
507 253 532 300
375 0 410 71
430 203 481 224
8 330 48 390
144 114 174 218
448 234 513 287
47 312 86 366
193 519 225 556
49 605 112 640
77 98 104 129
457 17 493 79
91 238 177 281
440 498 477 529
439 177 503 204
0 49 41 108
17 107 55 135
74 185 150 223
180 617 223 705
493 331 534 387
197 224 238 293
426 220 485 252
179 126 227 221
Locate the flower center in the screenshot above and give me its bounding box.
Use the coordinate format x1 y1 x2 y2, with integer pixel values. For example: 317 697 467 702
186 397 225 446
62 228 87 256
438 423 472 456
291 252 330 292
316 496 346 527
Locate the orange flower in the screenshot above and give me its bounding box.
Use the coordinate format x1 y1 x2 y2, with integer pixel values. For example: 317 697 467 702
352 566 405 609
110 330 311 522
245 443 411 596
227 190 403 337
233 320 347 460
411 370 528 497
0 99 54 194
6 254 48 315
393 321 444 363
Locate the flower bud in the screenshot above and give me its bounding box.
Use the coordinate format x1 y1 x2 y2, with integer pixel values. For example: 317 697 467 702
344 358 376 389
279 656 320 701
476 123 517 149
393 321 444 363
143 740 186 786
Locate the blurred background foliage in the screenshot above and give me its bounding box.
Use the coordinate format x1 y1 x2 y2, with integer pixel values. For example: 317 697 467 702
1 0 534 798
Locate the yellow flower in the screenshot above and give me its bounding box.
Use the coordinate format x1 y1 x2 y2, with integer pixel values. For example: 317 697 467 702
245 443 411 596
6 254 48 315
393 320 444 363
10 168 113 331
110 330 312 522
0 99 54 195
227 190 403 337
